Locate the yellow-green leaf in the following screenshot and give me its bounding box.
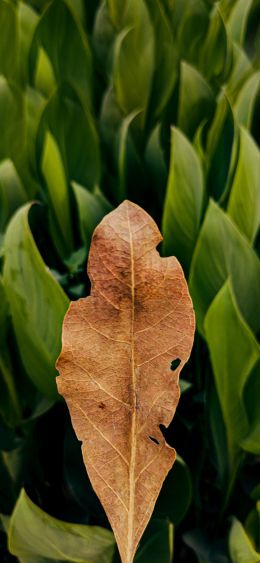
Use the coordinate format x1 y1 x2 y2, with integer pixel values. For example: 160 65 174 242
228 127 260 242
205 279 260 471
189 200 260 336
3 204 69 399
162 127 205 272
229 517 260 563
8 489 115 563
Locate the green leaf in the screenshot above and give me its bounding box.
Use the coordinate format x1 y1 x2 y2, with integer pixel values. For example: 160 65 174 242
180 379 192 394
251 486 260 503
107 0 124 28
183 528 212 563
193 120 207 169
8 489 115 563
0 0 18 81
0 514 10 533
37 84 100 191
72 183 112 246
245 503 260 551
17 556 51 563
243 2 260 68
177 61 215 140
227 0 254 46
0 160 27 233
219 0 236 21
3 204 69 399
34 47 56 98
0 277 9 343
241 361 260 455
117 110 142 202
154 454 192 526
1 444 30 495
234 71 260 129
0 77 25 167
23 86 45 198
176 0 209 68
17 2 39 86
0 279 51 428
199 7 232 87
145 0 177 119
30 0 92 107
93 1 115 77
189 200 260 336
227 127 260 243
206 373 229 487
205 280 260 471
41 130 74 257
135 519 173 563
162 127 205 273
183 528 229 563
0 278 22 427
241 424 260 457
0 79 41 199
145 124 167 207
66 0 86 24
225 43 252 102
113 0 154 124
206 95 236 201
100 86 124 164
229 518 260 563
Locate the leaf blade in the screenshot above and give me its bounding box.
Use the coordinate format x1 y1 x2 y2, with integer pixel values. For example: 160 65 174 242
8 489 115 563
227 127 260 243
3 204 69 399
204 279 260 472
189 199 260 336
56 201 195 563
162 127 205 273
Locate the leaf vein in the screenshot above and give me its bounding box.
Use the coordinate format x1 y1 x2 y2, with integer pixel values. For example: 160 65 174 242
71 399 129 467
68 360 131 408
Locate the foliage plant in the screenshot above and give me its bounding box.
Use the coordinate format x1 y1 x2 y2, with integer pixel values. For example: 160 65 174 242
0 0 259 561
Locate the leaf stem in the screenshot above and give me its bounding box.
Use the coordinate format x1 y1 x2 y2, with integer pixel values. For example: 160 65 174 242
216 453 245 530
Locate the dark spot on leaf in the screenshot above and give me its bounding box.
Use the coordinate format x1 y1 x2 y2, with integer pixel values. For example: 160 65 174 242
170 358 181 371
149 436 160 445
135 299 144 313
99 402 105 409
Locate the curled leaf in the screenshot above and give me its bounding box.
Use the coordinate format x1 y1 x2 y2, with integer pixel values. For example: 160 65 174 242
56 200 195 563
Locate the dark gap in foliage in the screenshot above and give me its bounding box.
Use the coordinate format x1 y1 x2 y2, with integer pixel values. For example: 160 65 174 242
244 4 260 62
29 204 91 300
0 531 16 563
29 204 66 272
252 98 260 147
20 402 108 529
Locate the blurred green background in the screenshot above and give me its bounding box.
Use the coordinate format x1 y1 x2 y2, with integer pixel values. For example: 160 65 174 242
0 0 260 561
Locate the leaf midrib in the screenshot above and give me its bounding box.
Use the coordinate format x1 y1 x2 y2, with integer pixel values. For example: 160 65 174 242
127 204 137 563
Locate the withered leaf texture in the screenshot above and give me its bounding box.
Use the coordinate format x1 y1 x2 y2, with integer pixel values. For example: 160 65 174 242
56 200 195 563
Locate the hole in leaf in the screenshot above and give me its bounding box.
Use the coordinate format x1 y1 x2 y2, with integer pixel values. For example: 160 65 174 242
98 402 105 409
149 436 160 445
170 358 181 371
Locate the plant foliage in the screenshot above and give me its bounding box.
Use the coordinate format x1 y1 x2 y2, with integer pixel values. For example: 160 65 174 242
0 0 259 562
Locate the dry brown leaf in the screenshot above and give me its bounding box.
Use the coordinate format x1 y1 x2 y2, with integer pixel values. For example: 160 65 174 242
56 200 195 563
